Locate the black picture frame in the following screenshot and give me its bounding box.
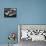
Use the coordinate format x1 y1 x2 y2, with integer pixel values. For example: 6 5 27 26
4 8 17 17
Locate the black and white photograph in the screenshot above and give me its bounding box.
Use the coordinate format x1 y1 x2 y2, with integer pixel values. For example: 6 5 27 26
4 8 17 17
